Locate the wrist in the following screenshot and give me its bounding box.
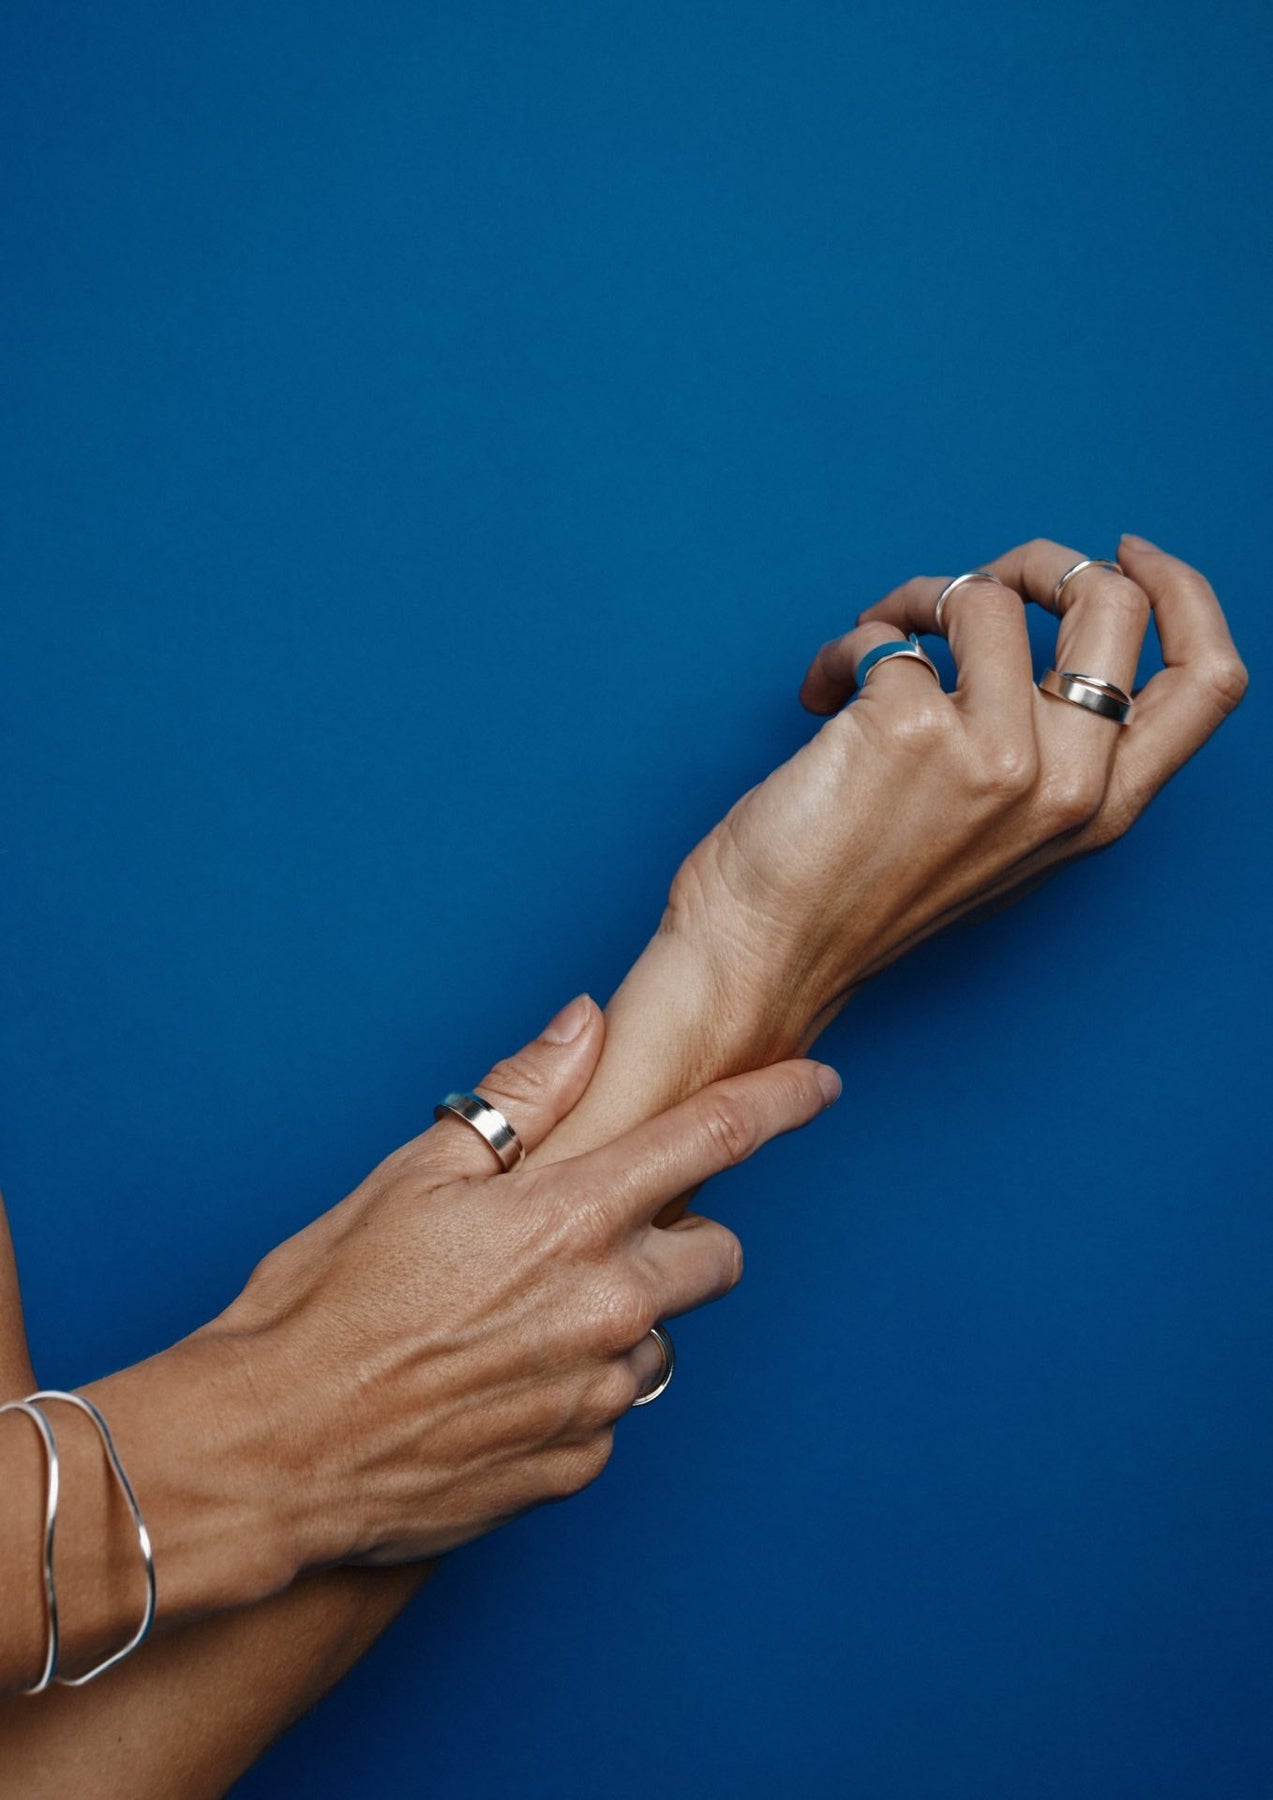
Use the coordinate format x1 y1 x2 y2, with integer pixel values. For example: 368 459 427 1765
79 1319 324 1631
656 858 839 1072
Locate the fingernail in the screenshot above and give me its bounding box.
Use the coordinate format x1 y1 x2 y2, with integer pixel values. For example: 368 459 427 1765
814 1063 842 1107
1120 533 1160 553
541 994 591 1044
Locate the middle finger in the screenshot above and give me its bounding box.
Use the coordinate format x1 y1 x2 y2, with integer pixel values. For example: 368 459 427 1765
856 569 1035 729
981 537 1151 705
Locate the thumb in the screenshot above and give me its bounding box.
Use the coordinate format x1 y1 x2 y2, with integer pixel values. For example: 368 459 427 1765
427 994 605 1177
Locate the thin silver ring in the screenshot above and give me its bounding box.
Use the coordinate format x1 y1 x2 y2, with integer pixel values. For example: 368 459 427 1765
1038 668 1134 724
1052 557 1125 608
434 1091 526 1171
630 1325 676 1407
933 569 1009 634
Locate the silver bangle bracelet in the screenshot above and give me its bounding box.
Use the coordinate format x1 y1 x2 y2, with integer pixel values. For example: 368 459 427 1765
0 1398 61 1694
29 1391 157 1686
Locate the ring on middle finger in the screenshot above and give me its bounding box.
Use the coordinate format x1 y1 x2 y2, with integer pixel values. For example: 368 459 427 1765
933 569 1010 634
1052 557 1124 607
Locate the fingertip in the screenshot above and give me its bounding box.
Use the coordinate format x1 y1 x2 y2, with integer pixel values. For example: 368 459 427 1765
540 993 595 1044
798 682 837 716
813 1062 842 1107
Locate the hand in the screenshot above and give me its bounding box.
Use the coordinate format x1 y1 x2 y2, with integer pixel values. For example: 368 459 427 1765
663 535 1247 1053
217 998 840 1571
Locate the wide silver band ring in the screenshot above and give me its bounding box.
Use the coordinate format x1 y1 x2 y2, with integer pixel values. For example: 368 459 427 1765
857 633 942 690
630 1324 676 1407
433 1091 526 1171
1038 668 1135 724
933 569 1009 634
1052 557 1125 608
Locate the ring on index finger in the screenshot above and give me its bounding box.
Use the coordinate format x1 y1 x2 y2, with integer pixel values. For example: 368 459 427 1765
855 633 942 691
433 1091 526 1171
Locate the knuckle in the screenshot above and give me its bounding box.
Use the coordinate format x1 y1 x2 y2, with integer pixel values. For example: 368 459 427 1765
1088 771 1141 845
699 1089 760 1169
551 1179 615 1253
973 586 1025 623
1100 577 1151 624
478 1052 547 1112
586 1273 656 1353
973 739 1038 804
542 1433 615 1500
1200 653 1250 715
578 1362 640 1427
887 703 952 754
1039 770 1106 834
574 1432 616 1491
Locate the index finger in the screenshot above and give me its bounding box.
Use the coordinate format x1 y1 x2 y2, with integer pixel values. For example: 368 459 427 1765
566 1059 841 1226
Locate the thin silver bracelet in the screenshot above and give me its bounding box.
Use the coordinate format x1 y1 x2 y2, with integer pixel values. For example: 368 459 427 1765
29 1390 157 1686
0 1398 61 1693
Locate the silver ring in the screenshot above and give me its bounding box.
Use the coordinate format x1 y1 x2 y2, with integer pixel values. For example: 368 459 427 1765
1052 557 1124 608
1038 668 1134 724
857 632 942 690
630 1325 676 1407
433 1091 526 1171
1058 669 1134 705
933 569 1008 634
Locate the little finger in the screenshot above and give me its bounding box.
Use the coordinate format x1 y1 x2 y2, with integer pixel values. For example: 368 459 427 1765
1105 535 1248 822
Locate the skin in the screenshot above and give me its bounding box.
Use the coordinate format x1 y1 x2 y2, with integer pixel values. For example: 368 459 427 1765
0 534 1246 1795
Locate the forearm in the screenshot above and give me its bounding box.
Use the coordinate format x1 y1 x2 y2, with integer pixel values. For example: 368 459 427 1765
0 1561 430 1800
0 903 800 1793
0 1328 321 1695
0 1318 432 1798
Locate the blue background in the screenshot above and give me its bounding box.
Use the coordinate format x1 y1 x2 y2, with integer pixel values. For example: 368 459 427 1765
2 3 1270 1795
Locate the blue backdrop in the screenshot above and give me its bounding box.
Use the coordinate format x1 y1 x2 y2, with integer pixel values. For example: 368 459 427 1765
2 4 1269 1795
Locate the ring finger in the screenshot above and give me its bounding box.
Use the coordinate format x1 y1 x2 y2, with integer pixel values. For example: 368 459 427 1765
983 538 1151 703
981 539 1153 787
